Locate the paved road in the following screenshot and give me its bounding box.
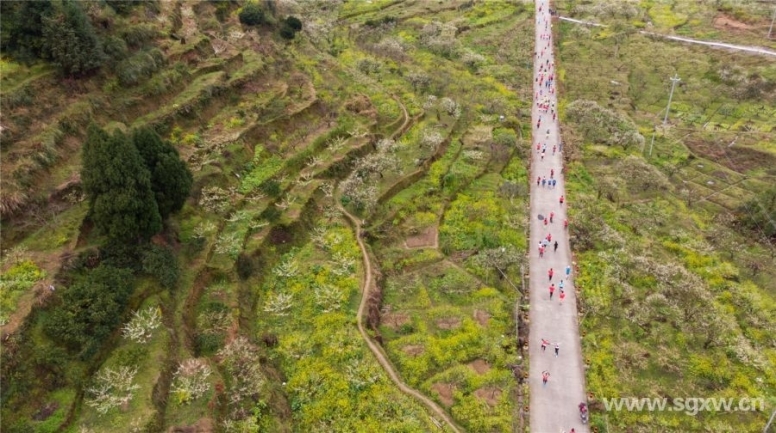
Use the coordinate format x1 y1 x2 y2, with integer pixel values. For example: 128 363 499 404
528 1 589 432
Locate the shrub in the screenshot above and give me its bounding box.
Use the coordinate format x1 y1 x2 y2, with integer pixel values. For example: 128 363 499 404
42 1 106 76
236 253 255 280
737 186 776 240
116 49 165 86
195 333 223 356
284 16 302 31
141 245 179 288
44 265 135 356
279 25 296 40
120 23 159 49
260 179 282 197
239 2 264 26
99 242 143 271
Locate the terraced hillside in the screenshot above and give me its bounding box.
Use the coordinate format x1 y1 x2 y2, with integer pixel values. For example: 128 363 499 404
1 1 535 431
2 1 775 432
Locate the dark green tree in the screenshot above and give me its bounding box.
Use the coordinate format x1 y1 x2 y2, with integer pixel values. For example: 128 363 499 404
42 1 105 76
82 125 162 242
132 127 193 219
279 25 296 40
239 2 265 26
285 16 302 31
0 0 54 62
43 265 134 356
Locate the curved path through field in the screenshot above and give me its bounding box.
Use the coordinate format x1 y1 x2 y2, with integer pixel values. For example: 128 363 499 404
528 1 589 432
338 201 464 433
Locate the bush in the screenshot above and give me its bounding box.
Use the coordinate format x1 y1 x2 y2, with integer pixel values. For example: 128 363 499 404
42 1 106 76
239 2 264 26
260 179 281 197
285 16 302 31
116 49 165 86
195 333 223 356
99 242 143 271
279 25 296 40
236 253 255 280
142 245 179 288
43 265 135 357
260 206 281 223
120 24 159 49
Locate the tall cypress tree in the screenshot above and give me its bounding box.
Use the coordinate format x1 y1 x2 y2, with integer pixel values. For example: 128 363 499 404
81 125 162 242
132 127 193 219
42 1 105 76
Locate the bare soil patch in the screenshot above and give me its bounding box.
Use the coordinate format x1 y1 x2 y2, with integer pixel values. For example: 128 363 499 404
468 359 491 375
382 312 410 329
473 309 490 326
431 383 455 407
402 344 425 356
685 137 776 174
405 226 438 249
435 316 462 330
474 387 502 407
713 14 755 31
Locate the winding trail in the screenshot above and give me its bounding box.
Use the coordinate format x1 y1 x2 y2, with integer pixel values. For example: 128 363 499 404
528 2 589 432
337 201 463 433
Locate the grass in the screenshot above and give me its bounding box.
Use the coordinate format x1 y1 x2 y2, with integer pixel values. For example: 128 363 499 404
9 0 773 432
133 71 226 127
556 9 776 430
72 292 170 432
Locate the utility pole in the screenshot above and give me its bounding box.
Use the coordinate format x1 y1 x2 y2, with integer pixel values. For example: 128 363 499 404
663 74 681 125
769 5 776 39
648 128 656 157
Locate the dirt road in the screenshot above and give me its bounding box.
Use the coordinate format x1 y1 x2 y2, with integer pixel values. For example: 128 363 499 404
338 202 463 433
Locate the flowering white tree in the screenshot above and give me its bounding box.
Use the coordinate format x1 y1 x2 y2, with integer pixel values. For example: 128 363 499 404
215 232 242 258
273 258 299 278
86 367 141 415
217 337 265 408
374 37 406 61
264 292 294 316
419 129 445 154
461 50 485 69
171 358 212 404
330 251 355 276
314 283 345 313
341 139 401 211
566 100 644 149
199 186 232 214
122 307 162 344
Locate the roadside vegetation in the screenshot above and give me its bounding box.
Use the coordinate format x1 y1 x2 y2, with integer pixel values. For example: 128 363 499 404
554 0 776 431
